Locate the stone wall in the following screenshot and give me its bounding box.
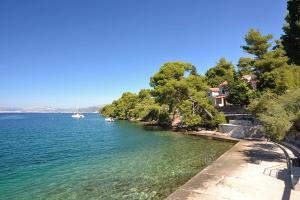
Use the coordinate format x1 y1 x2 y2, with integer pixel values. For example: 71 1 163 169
217 105 249 114
229 120 252 126
219 123 264 139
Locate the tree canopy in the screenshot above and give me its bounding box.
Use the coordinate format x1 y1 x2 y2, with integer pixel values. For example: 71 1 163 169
150 62 195 114
238 29 300 94
227 80 255 106
281 0 300 65
249 88 300 141
205 58 235 87
101 61 225 129
241 29 273 58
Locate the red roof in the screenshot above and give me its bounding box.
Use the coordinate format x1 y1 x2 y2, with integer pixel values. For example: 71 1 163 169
209 88 219 92
215 95 226 99
218 81 228 87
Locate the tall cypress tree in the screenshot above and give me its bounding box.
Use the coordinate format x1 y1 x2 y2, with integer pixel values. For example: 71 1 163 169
281 0 300 65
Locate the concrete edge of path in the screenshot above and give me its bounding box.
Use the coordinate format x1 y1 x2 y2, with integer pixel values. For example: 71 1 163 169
281 142 300 157
166 139 300 200
165 140 242 200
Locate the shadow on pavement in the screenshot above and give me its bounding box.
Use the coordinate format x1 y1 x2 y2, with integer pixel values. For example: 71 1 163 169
238 142 292 200
239 143 286 164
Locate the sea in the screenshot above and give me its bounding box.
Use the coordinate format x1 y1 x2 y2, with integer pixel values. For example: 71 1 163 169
0 113 233 200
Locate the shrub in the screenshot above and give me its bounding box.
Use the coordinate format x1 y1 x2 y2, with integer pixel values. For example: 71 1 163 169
249 88 300 141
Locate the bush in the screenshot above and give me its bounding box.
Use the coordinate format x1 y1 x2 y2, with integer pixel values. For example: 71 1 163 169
227 81 256 105
259 104 293 141
248 91 277 116
249 88 300 141
294 115 300 131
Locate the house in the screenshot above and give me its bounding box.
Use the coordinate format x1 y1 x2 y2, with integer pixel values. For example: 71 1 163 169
208 81 229 107
242 74 257 89
207 75 257 107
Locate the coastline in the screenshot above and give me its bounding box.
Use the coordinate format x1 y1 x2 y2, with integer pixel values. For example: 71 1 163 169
183 130 240 143
140 120 300 199
101 117 300 199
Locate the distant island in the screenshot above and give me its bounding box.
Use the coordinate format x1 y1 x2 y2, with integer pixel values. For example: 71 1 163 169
0 106 104 113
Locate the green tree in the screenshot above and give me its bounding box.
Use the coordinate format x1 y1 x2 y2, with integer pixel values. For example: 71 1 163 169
150 62 194 115
101 103 117 117
151 62 225 128
179 97 225 128
238 29 274 75
227 81 255 105
179 74 225 128
116 92 139 119
241 29 273 58
253 41 289 73
258 64 300 94
205 58 235 87
237 57 255 75
253 41 296 94
281 0 300 65
248 91 278 116
238 30 300 94
100 92 139 119
102 61 226 129
132 89 160 121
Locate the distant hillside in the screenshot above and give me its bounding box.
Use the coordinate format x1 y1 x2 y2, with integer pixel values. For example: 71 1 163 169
0 105 104 113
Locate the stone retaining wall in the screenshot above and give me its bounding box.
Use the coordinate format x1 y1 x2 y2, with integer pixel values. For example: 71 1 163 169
229 120 252 126
219 123 264 139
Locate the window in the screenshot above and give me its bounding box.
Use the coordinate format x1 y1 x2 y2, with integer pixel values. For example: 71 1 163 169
216 98 222 105
220 88 225 94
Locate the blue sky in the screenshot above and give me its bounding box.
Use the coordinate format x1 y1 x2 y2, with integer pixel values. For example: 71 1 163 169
0 0 287 108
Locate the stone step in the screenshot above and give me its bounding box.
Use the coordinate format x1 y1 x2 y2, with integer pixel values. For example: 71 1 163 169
229 120 252 126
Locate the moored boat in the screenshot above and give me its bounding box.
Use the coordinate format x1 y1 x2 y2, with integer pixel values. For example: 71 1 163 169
72 113 85 118
105 117 114 122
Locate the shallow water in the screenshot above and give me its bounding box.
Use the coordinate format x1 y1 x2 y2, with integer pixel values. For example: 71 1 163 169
0 113 233 200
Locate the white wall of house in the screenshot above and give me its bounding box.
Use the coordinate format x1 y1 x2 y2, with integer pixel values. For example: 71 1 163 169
214 98 224 107
211 91 219 97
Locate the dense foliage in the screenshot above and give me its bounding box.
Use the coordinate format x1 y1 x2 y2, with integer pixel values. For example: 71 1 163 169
101 90 160 121
227 81 255 106
249 89 300 141
101 62 225 129
281 0 300 65
238 30 300 95
241 29 273 58
205 58 235 87
238 27 300 140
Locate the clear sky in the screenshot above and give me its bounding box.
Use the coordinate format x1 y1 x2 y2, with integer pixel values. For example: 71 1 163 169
0 0 287 108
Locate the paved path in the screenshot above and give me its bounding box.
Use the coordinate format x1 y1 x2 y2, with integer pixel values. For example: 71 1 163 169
166 141 300 200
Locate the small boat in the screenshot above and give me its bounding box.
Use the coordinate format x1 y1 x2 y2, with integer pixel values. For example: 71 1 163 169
105 117 114 122
72 113 85 119
71 102 85 119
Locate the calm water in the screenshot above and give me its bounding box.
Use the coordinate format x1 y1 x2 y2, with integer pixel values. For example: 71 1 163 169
0 113 233 200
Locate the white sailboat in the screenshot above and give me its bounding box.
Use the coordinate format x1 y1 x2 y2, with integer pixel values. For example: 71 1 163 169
71 102 85 119
72 112 85 119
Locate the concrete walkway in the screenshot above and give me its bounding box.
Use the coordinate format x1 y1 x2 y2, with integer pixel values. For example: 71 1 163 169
166 141 300 200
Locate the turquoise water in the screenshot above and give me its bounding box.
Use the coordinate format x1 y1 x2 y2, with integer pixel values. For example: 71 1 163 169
0 113 233 200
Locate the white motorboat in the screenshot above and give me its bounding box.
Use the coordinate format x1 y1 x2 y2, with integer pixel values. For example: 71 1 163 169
105 117 114 122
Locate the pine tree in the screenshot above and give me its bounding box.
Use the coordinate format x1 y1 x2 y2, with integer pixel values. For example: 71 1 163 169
241 29 273 58
205 58 235 87
281 0 300 65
